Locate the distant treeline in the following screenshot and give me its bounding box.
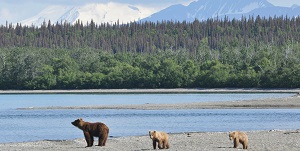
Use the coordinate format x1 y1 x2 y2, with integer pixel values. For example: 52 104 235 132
0 15 300 89
1 15 300 51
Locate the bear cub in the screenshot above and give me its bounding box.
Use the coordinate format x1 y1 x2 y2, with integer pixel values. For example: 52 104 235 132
229 131 248 149
71 118 109 147
149 130 170 149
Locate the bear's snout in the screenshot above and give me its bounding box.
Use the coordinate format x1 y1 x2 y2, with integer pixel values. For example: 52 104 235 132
71 121 77 126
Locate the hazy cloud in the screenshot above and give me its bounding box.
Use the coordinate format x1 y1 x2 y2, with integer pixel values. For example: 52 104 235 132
0 8 13 24
0 8 12 18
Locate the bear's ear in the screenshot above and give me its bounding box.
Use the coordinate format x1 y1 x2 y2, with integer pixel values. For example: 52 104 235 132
79 118 83 121
153 130 156 133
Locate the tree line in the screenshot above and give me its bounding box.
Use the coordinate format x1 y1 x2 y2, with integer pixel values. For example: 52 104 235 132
0 15 300 89
1 15 300 52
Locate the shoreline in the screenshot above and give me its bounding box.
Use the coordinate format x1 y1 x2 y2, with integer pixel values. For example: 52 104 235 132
1 130 299 151
1 88 300 94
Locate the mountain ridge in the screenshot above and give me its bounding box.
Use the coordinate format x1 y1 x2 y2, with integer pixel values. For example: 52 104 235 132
19 0 300 26
20 2 154 26
142 0 299 22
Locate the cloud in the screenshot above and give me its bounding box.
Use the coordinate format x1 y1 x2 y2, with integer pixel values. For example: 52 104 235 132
0 8 13 18
0 8 13 23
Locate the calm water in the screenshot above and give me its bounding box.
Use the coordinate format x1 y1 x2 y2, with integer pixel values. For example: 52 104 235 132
0 93 299 143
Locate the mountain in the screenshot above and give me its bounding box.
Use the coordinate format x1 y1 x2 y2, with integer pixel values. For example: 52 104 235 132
20 0 300 26
20 5 73 26
142 0 300 22
20 2 154 26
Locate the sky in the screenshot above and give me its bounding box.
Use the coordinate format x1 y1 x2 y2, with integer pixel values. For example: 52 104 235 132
0 0 300 25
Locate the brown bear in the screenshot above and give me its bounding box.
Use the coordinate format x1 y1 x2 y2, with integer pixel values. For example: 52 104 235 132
149 130 170 149
229 131 248 149
71 118 109 147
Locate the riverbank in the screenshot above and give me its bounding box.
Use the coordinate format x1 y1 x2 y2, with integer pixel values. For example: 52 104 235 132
0 130 299 151
1 88 300 94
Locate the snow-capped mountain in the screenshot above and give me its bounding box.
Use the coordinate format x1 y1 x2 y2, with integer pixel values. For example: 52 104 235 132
142 0 300 22
20 2 154 26
20 0 300 26
21 5 73 26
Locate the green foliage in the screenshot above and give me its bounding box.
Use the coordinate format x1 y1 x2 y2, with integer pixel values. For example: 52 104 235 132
0 16 300 89
25 65 57 89
197 61 235 87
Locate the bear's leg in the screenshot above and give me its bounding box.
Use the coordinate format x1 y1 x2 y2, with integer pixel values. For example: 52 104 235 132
165 140 170 149
97 137 102 146
102 132 108 146
90 134 94 146
97 131 107 146
83 131 92 147
162 140 167 149
98 135 106 146
97 133 103 146
152 141 157 149
158 140 164 149
234 139 239 148
243 142 248 149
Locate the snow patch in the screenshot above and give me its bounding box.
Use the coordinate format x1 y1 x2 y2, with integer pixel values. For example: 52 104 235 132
20 2 155 26
241 2 263 13
21 5 72 25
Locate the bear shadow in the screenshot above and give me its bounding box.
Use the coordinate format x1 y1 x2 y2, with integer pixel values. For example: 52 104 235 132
134 149 151 151
217 146 233 149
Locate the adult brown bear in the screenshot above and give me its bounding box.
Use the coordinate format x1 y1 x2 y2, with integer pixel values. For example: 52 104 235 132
149 130 170 149
71 118 109 147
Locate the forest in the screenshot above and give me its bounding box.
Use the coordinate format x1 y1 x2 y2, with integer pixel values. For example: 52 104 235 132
0 15 300 89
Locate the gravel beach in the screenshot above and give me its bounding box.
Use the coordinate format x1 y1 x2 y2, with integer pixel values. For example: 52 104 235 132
1 89 300 150
0 130 299 151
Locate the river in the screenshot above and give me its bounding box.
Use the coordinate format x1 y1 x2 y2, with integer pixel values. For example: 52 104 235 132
0 93 299 143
